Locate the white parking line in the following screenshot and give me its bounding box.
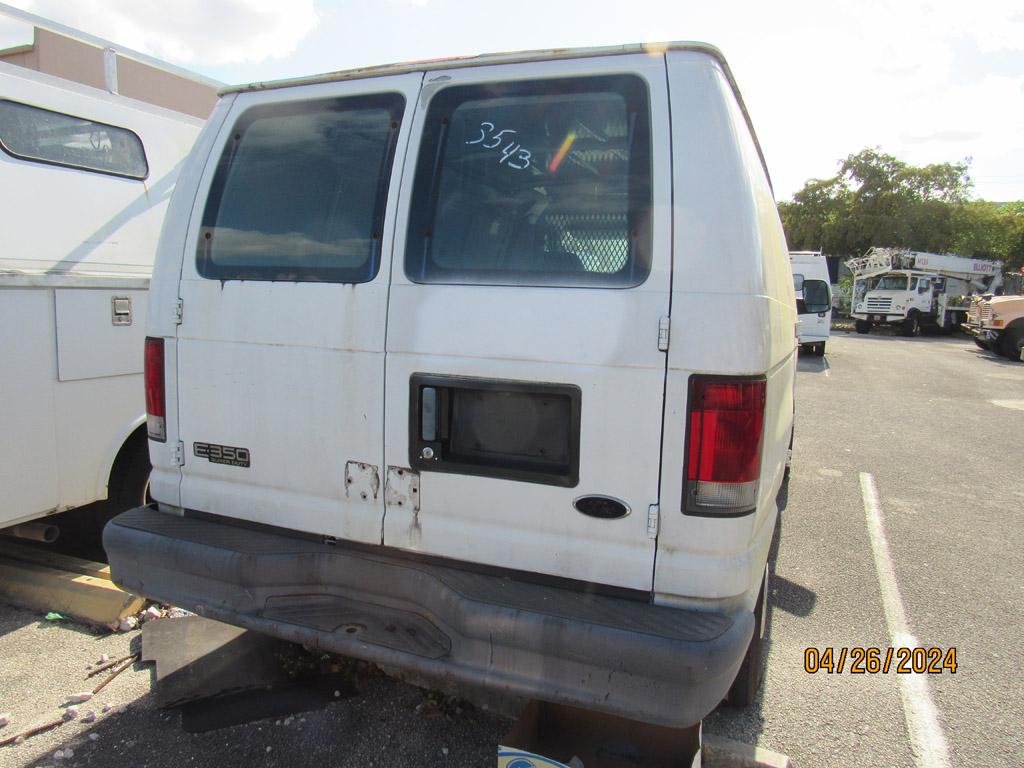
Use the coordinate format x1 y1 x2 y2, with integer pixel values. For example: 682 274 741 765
859 472 952 768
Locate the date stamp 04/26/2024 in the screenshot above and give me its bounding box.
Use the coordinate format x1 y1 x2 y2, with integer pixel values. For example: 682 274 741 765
804 646 958 675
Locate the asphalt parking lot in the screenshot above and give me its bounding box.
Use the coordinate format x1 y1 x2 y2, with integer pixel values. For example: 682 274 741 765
706 330 1024 767
1 331 1022 767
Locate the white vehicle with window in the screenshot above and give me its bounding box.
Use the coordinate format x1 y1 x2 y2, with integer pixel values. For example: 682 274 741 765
849 248 1002 336
789 250 831 356
105 43 796 727
0 62 203 544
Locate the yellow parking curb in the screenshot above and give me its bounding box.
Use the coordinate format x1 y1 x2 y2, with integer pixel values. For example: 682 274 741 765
0 544 144 625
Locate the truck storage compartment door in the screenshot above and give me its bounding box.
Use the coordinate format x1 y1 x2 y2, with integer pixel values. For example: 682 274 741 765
174 74 422 545
383 55 672 591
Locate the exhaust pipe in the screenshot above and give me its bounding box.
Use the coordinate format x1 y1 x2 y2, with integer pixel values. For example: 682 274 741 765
1 522 60 544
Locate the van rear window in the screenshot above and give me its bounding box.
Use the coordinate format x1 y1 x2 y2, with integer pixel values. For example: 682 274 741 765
405 75 652 287
197 93 404 283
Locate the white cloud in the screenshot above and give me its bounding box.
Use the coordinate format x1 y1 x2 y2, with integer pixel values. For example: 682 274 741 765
719 0 1024 200
4 0 318 65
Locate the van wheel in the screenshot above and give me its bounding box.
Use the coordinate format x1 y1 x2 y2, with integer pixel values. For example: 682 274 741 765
727 565 768 708
855 320 871 334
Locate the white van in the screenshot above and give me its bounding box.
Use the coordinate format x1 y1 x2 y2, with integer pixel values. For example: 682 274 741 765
0 62 203 542
790 250 831 356
106 43 796 727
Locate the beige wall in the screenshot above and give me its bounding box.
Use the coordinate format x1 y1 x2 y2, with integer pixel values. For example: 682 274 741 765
0 28 217 119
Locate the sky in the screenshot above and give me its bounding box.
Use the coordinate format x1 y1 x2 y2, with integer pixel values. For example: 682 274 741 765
1 0 1022 203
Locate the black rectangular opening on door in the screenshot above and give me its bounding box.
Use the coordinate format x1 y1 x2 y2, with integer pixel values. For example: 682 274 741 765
409 374 581 487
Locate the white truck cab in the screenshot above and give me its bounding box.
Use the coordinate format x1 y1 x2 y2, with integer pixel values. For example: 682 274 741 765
105 43 796 727
789 250 831 356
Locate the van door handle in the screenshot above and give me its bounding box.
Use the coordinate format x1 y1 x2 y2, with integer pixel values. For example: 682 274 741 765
421 386 438 442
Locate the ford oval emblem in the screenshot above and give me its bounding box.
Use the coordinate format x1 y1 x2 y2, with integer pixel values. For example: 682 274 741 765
573 495 630 519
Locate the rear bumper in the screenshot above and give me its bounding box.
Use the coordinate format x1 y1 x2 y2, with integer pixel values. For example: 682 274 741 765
105 506 752 727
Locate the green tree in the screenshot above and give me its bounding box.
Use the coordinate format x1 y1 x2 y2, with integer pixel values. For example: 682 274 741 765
950 202 1024 270
780 148 973 257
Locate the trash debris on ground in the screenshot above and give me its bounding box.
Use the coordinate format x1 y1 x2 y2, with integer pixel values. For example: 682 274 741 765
143 605 164 622
66 691 93 704
0 716 65 748
415 690 468 721
116 615 139 632
44 612 66 622
0 713 9 728
86 652 137 678
91 652 140 694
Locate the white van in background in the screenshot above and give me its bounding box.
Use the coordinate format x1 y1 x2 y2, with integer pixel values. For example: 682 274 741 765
790 250 831 356
106 43 796 727
0 61 203 546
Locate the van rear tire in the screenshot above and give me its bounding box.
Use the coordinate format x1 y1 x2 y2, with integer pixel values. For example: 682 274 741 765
726 565 768 708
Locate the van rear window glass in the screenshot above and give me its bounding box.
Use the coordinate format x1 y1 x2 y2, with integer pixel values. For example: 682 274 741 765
197 93 404 283
802 279 830 313
405 75 652 287
0 99 148 179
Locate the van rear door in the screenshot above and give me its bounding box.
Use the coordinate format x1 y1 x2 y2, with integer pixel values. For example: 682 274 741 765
174 74 421 544
383 55 672 591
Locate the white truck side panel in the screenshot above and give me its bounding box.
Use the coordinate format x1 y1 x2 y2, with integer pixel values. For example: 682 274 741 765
0 64 203 527
53 373 145 505
55 289 149 380
0 289 60 523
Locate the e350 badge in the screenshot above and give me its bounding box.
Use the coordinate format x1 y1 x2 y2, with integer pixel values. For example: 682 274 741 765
193 442 250 467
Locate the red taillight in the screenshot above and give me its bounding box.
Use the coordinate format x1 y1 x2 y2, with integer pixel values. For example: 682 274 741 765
685 376 766 514
144 337 166 442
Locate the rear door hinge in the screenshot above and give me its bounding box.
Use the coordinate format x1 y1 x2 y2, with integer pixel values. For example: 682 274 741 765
657 316 670 351
647 503 660 539
173 298 183 325
174 441 185 467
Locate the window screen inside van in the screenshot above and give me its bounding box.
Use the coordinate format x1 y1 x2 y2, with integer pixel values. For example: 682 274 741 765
406 76 652 287
0 99 148 179
197 93 404 282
